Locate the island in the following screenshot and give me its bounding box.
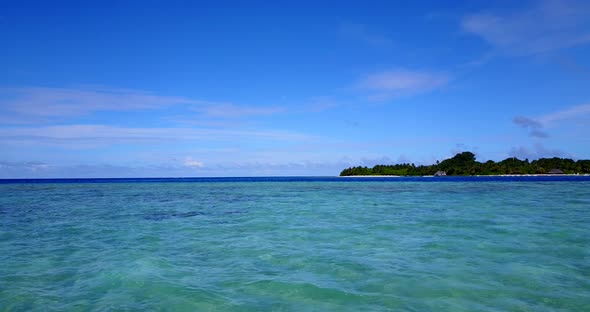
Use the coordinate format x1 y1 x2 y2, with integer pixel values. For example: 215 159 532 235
340 152 590 176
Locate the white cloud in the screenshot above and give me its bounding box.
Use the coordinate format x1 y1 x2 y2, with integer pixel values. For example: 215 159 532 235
0 86 195 118
0 124 315 148
359 69 449 101
300 96 341 113
538 103 590 124
194 103 284 118
184 157 204 168
513 103 590 127
0 86 285 124
512 103 590 139
339 23 393 47
462 0 590 55
0 161 53 174
28 162 52 172
0 159 357 178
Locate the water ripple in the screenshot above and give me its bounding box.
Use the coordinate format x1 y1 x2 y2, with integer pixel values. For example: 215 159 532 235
1 180 589 311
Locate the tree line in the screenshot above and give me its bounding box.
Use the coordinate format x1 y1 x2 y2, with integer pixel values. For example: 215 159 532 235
340 152 590 176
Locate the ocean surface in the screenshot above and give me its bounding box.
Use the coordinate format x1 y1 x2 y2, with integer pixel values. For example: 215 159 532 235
1 176 589 311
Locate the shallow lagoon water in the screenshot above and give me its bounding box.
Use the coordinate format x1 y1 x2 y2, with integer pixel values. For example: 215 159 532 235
1 177 590 311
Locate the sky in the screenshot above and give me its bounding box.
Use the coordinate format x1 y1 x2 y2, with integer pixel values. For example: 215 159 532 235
1 0 590 178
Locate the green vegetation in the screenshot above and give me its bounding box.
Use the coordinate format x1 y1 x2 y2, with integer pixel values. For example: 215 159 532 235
340 152 590 176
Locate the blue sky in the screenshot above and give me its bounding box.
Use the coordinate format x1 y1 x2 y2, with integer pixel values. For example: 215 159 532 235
1 0 590 177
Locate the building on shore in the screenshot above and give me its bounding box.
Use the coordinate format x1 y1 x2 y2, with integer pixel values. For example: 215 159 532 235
548 169 565 174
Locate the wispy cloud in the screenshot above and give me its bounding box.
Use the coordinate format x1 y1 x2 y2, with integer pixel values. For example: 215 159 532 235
359 69 450 101
557 56 590 77
509 143 571 160
530 130 549 138
0 86 285 124
0 161 174 178
193 103 284 118
0 86 195 118
183 157 204 168
462 0 590 56
339 23 393 47
538 102 590 124
515 103 590 127
0 161 53 172
0 161 56 178
300 96 341 113
0 159 355 178
0 125 315 148
513 116 549 138
513 116 543 129
513 102 590 138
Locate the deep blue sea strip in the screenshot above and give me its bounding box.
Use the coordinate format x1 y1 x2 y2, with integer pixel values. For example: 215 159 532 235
1 175 590 184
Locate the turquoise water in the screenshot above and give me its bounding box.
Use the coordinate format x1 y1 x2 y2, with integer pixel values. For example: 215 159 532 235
1 178 590 311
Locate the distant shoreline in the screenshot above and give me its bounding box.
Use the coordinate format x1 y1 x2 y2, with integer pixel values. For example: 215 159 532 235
340 152 590 176
339 174 590 177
